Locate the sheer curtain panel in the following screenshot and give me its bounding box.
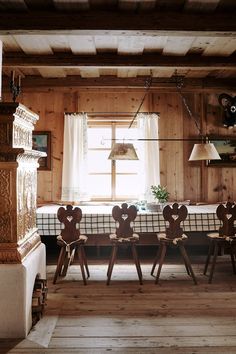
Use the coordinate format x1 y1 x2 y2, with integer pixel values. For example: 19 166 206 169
61 113 90 202
137 113 160 202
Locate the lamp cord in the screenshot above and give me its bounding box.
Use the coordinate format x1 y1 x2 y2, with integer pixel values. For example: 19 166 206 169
128 76 153 129
174 74 204 139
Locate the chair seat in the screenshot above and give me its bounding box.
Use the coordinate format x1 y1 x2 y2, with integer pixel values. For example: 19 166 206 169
207 232 236 241
109 233 139 243
57 234 88 245
56 234 88 258
157 232 188 245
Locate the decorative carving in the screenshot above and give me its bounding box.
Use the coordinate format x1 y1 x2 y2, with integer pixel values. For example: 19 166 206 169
0 169 13 243
17 153 42 242
0 230 41 263
13 104 38 149
0 123 10 145
0 102 44 263
0 102 39 150
13 124 32 149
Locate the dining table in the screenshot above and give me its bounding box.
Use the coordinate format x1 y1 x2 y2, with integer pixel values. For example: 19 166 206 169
36 203 221 246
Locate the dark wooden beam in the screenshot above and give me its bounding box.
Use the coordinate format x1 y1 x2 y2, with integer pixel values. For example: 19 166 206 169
3 52 236 69
0 10 235 35
23 0 56 11
2 75 236 91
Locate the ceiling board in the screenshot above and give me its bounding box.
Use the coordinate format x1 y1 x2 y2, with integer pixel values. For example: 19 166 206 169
118 36 144 55
0 0 236 87
163 36 195 56
69 35 96 54
203 37 236 56
80 67 100 77
13 34 53 54
38 67 66 78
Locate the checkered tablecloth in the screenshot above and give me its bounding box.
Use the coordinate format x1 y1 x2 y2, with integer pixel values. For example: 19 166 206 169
36 204 221 236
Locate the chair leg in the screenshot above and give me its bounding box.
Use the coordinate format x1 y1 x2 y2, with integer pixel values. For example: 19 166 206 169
208 241 218 284
107 245 114 276
155 242 167 284
53 247 66 284
151 244 161 276
107 245 118 285
181 251 190 276
61 247 75 277
77 246 87 285
178 243 197 285
131 244 143 285
204 239 214 275
229 247 236 274
80 245 90 278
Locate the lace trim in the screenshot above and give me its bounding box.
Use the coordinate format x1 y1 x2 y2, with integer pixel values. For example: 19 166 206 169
158 233 188 245
109 233 139 242
57 234 87 258
207 233 236 242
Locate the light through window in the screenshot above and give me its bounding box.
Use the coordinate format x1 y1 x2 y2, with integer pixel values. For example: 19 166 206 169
87 122 139 201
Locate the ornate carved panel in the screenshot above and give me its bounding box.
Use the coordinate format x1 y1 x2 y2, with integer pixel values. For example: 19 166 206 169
0 169 13 243
17 153 39 242
0 102 39 150
0 123 10 145
0 103 44 263
0 230 41 263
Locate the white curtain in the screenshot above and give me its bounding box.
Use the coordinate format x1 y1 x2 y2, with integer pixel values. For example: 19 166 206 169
61 113 90 202
137 113 160 202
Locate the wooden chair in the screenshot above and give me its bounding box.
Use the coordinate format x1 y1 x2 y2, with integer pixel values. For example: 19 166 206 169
107 203 142 285
151 203 197 285
204 201 236 283
53 205 90 285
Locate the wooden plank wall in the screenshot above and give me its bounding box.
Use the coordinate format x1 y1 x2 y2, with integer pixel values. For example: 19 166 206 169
2 87 236 204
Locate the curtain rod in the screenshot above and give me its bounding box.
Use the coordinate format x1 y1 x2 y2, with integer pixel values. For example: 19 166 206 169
65 112 160 115
105 138 207 142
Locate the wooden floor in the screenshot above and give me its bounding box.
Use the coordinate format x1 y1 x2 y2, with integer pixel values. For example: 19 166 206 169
1 253 236 354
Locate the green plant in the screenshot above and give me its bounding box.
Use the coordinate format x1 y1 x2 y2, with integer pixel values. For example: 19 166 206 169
151 185 169 203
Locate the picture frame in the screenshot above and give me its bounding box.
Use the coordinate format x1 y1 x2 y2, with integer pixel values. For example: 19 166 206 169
207 136 236 166
32 131 51 170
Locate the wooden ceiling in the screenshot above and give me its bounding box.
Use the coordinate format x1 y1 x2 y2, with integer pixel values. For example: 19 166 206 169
0 0 236 88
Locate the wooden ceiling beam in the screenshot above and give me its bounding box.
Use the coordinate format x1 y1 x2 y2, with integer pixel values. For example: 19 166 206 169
3 53 236 70
2 75 236 91
0 11 235 35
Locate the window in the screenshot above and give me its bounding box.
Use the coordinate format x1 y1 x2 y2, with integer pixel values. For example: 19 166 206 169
87 121 139 201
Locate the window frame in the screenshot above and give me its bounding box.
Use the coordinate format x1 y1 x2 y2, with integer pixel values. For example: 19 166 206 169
87 118 138 201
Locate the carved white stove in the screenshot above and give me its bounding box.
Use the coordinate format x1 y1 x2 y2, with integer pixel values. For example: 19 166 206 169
0 102 46 338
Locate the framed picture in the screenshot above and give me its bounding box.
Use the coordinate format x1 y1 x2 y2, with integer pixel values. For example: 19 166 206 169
32 131 51 170
207 136 236 166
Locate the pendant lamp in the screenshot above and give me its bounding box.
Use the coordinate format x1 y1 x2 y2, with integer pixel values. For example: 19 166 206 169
174 73 221 162
108 76 152 160
189 142 221 161
108 143 139 160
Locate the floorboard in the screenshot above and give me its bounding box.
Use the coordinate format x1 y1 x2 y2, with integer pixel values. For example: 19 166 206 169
1 254 236 353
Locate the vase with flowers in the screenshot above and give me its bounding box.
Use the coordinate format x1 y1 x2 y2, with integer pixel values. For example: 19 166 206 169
150 184 170 211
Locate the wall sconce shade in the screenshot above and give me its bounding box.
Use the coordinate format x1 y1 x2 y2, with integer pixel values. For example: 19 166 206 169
108 143 139 160
189 143 221 161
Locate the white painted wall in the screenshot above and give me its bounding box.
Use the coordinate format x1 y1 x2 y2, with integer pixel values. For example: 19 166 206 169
0 243 46 338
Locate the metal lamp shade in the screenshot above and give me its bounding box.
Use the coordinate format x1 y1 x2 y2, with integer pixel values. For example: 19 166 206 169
108 143 139 160
189 143 221 161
